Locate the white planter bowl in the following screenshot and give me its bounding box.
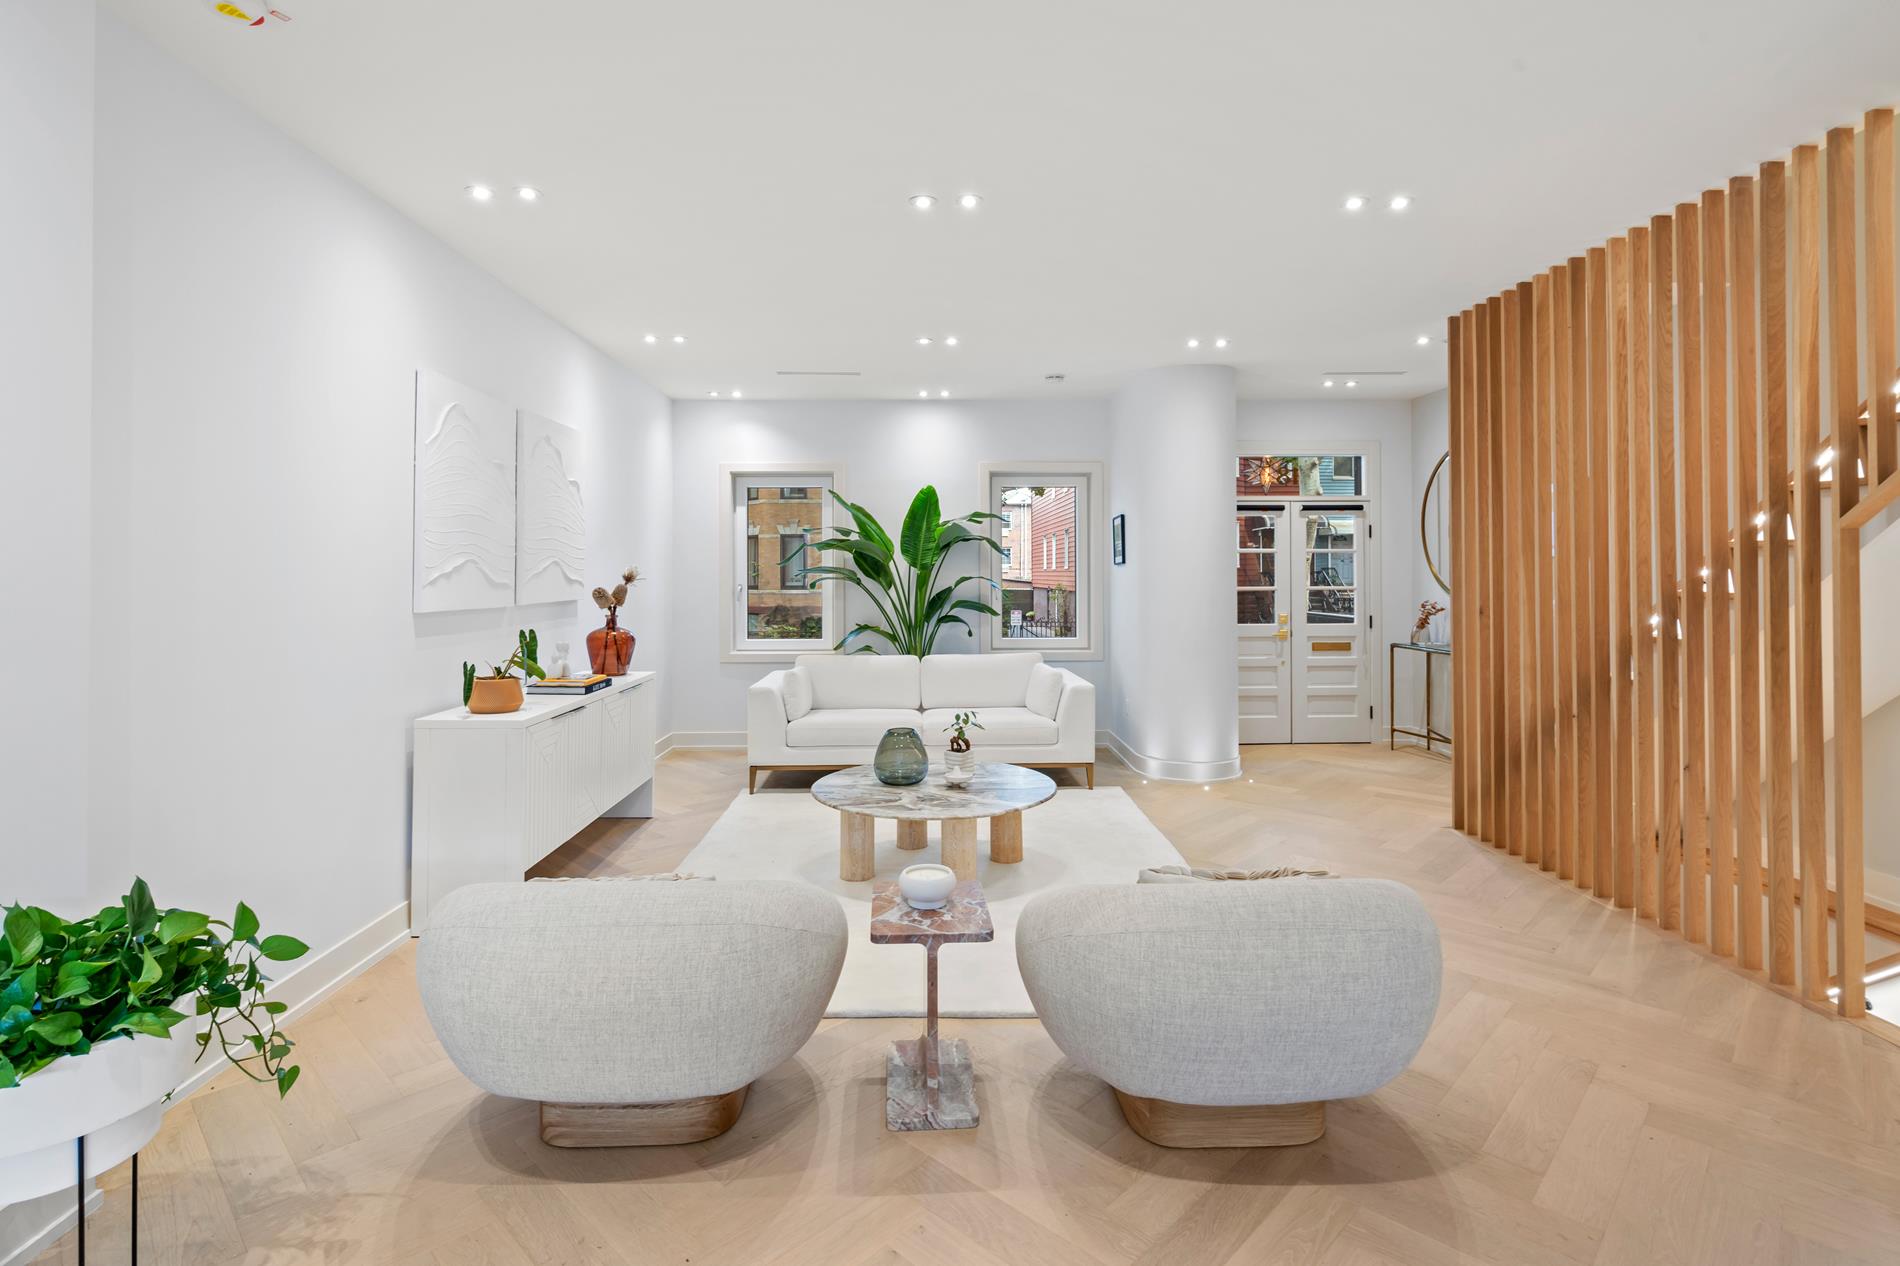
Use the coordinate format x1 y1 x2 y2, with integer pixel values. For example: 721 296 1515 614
0 1027 201 1203
899 863 958 910
943 749 975 786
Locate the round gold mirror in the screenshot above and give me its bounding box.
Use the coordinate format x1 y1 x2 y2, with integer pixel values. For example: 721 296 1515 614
1421 451 1450 596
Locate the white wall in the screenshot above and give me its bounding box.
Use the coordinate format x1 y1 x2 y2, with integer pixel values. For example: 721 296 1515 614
1107 366 1240 778
74 13 673 959
667 398 1110 739
2 0 96 917
1236 398 1420 743
1407 389 1453 744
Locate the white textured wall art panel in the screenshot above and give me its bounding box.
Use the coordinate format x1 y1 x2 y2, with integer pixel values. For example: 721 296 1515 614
515 411 586 605
413 370 516 612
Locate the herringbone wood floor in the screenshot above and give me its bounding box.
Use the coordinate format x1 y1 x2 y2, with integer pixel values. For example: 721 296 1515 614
33 746 1900 1265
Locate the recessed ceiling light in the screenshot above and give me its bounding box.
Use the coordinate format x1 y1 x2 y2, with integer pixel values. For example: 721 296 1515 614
1345 379 1359 388
707 391 720 398
467 184 494 202
1416 334 1432 346
643 333 657 344
1388 194 1412 212
939 390 949 398
909 194 937 210
672 335 686 344
958 193 981 210
1323 379 1335 388
918 390 929 398
917 336 934 345
944 336 959 347
1343 195 1366 212
1214 337 1229 349
1186 338 1201 349
516 186 540 202
731 389 743 399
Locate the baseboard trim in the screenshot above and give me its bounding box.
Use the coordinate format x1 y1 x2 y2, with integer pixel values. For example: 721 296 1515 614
1099 730 1241 782
2 1189 103 1266
662 730 747 751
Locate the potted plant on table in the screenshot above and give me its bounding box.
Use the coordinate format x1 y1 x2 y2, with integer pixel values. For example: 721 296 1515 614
1 879 307 1206
943 710 983 786
463 629 545 714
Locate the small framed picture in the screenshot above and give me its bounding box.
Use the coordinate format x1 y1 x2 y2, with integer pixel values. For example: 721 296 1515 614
1111 513 1126 565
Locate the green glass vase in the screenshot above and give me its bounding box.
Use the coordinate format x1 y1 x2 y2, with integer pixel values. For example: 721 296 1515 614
873 727 929 786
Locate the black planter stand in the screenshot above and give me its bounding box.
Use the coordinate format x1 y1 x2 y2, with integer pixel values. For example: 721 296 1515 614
73 1137 139 1265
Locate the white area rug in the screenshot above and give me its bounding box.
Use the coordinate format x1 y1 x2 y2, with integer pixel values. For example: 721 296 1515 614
676 786 1186 1017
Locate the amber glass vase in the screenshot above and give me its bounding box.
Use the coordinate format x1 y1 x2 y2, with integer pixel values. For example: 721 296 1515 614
588 612 635 676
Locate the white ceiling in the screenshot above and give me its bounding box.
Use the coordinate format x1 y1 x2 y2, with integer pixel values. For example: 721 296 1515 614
106 1 1900 402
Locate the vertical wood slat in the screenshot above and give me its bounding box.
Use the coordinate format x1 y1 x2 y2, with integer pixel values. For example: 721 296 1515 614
1517 280 1540 867
1534 272 1557 872
1461 310 1482 834
1629 225 1659 920
1450 313 1467 834
1702 187 1738 959
1552 263 1578 882
1868 109 1898 485
1587 249 1614 899
1475 300 1495 846
1760 159 1797 988
1790 143 1827 1003
1825 128 1865 1017
1729 175 1766 973
1568 258 1594 892
1677 204 1710 945
1502 288 1526 857
1608 237 1637 910
1652 213 1684 930
1488 296 1508 851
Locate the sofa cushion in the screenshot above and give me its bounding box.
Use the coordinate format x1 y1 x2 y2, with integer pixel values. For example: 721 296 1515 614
795 654 920 710
920 651 1043 710
781 665 814 721
786 709 927 749
919 706 1058 747
1024 663 1065 719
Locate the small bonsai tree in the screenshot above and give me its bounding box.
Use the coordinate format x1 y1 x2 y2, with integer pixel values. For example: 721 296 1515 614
463 629 545 703
944 710 984 752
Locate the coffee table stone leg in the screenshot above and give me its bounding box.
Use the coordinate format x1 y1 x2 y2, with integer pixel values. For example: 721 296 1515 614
989 810 1023 864
897 820 928 851
840 811 875 881
940 817 978 880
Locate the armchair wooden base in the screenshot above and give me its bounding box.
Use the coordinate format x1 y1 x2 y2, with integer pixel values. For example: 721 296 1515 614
540 1085 750 1148
1112 1090 1326 1148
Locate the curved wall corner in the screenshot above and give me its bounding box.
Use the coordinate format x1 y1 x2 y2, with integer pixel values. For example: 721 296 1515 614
1106 365 1241 780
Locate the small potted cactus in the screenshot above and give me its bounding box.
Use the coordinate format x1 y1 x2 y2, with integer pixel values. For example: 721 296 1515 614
942 710 983 786
463 629 545 714
588 567 640 676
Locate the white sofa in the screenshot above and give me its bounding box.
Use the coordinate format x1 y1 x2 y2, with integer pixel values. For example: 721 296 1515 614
747 651 1095 792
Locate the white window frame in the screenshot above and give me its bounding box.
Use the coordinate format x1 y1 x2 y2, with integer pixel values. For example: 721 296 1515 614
719 462 846 662
978 460 1105 660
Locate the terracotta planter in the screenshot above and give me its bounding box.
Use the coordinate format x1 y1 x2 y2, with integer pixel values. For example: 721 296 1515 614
589 618 635 676
467 676 524 714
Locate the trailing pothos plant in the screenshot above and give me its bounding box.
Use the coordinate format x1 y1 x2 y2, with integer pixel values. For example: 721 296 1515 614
795 487 1005 654
1 879 309 1097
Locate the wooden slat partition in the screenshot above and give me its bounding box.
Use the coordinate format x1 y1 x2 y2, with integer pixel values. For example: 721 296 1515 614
1730 175 1766 972
1450 313 1468 834
1443 108 1891 1022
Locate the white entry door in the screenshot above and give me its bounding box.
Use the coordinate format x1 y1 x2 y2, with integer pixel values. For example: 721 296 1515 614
1236 507 1291 743
1292 508 1372 742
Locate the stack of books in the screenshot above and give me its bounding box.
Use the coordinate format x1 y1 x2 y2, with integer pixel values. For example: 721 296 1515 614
526 674 613 696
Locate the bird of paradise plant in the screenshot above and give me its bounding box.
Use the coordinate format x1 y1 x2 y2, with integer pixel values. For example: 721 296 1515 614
794 487 1005 654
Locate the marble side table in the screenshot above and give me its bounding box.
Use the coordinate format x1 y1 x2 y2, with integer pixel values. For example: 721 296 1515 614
870 880 994 1131
812 763 1057 882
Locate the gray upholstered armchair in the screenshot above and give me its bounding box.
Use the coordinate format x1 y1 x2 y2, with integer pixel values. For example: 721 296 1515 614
417 877 847 1146
1016 877 1440 1147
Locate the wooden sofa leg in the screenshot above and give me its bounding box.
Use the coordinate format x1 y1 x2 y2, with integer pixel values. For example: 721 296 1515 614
541 1085 750 1147
748 766 758 794
1086 762 1095 790
1112 1089 1325 1148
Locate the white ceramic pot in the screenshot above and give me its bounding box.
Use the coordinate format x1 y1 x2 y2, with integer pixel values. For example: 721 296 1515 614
0 1026 200 1203
943 749 975 786
898 863 958 910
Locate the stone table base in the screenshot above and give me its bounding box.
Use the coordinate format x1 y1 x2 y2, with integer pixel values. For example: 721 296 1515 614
886 1037 978 1131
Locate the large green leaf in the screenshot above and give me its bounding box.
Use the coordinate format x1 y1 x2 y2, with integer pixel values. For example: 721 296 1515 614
232 902 259 943
124 879 158 939
3 908 41 966
26 1011 84 1046
829 490 894 555
157 910 211 946
259 935 309 962
899 486 942 571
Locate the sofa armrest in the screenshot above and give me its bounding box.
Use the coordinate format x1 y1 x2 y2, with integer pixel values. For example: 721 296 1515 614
1053 668 1096 754
747 671 792 751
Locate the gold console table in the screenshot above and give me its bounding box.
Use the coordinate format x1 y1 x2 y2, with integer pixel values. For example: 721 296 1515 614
1388 641 1452 755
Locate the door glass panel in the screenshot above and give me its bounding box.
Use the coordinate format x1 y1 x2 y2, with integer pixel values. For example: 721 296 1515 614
1237 590 1276 623
1303 513 1358 625
1235 510 1278 623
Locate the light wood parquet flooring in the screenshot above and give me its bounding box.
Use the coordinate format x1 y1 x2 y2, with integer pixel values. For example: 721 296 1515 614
33 745 1900 1265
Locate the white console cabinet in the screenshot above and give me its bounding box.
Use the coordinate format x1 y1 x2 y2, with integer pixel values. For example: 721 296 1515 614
410 672 656 931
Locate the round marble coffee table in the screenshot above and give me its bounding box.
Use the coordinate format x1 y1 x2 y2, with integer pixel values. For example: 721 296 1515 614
811 763 1058 882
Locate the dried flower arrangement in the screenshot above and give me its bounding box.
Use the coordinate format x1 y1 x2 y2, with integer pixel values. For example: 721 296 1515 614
1412 599 1447 643
591 567 640 621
